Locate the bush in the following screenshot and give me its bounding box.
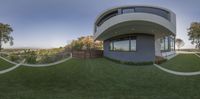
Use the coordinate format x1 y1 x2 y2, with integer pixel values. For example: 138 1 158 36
104 56 153 66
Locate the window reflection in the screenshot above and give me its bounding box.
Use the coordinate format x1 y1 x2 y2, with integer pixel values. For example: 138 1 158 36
113 40 129 51
131 39 136 51
160 35 175 51
110 36 136 51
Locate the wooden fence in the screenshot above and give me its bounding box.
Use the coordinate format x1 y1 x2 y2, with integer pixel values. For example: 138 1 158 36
72 50 103 59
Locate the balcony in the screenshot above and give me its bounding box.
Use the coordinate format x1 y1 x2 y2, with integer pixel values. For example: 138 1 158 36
94 6 176 40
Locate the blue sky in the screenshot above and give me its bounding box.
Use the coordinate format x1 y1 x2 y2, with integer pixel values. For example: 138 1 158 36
0 0 200 48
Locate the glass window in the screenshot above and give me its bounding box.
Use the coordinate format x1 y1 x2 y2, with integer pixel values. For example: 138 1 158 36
165 37 169 50
122 8 135 14
170 36 175 51
131 39 136 51
161 36 175 51
97 10 118 26
109 36 136 51
160 38 165 51
135 7 170 21
113 40 129 51
109 42 113 50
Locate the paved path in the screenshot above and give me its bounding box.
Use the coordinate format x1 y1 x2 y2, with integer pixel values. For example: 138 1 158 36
154 52 200 76
154 64 200 76
0 52 72 67
0 59 25 74
0 52 72 74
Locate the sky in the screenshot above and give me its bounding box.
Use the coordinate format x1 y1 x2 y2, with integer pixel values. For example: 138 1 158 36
0 0 200 49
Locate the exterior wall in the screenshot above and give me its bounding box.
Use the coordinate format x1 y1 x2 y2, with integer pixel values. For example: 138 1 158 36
155 38 161 56
104 34 155 62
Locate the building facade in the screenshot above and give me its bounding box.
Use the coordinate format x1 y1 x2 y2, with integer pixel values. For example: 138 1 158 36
94 5 176 62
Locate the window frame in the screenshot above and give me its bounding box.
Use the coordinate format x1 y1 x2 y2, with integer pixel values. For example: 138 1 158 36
109 36 137 52
160 35 175 52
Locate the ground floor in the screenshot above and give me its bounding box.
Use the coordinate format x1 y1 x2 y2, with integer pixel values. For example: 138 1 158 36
103 34 175 62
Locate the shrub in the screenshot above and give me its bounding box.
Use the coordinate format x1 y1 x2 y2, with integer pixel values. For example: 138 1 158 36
104 56 153 66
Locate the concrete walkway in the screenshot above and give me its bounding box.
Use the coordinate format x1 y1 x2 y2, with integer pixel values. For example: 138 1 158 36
0 52 72 74
0 59 25 74
154 64 200 76
154 52 200 76
0 52 72 67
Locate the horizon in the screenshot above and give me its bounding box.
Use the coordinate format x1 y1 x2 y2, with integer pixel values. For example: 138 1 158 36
1 0 200 49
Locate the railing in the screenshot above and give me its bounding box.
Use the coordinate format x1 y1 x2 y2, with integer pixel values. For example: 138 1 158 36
95 7 171 31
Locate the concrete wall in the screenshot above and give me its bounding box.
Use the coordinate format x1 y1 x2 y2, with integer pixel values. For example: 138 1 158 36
104 34 155 62
94 13 176 40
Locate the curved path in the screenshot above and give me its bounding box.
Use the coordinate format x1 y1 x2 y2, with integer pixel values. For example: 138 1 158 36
0 52 72 67
23 55 72 67
154 53 200 76
154 64 200 76
0 52 72 74
0 59 25 74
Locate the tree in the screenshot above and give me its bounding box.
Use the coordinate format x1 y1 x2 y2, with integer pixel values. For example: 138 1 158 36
188 22 200 49
68 35 103 50
175 38 185 50
0 23 14 51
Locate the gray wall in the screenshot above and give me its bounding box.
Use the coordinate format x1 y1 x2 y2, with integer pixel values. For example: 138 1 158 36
104 34 155 62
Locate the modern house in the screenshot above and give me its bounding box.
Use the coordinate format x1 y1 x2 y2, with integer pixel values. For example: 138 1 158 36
94 5 176 62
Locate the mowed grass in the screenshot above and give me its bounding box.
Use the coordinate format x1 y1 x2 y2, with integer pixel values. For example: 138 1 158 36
0 59 14 70
161 54 200 72
0 58 200 99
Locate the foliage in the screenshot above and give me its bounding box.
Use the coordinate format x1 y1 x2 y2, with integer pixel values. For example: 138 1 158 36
2 48 70 64
188 22 200 49
104 56 153 65
24 50 37 64
68 35 103 50
175 38 184 50
0 23 14 50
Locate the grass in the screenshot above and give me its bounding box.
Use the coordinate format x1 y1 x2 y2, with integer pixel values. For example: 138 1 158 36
161 54 200 72
0 57 200 99
0 59 14 70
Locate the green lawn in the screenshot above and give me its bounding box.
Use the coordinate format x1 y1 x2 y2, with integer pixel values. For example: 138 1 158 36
0 57 200 99
161 54 200 72
0 59 14 70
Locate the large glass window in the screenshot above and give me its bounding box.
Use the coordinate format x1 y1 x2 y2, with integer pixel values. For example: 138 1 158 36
110 36 136 51
113 40 129 51
131 39 136 51
160 38 165 51
97 10 118 26
170 36 175 51
96 7 170 27
122 8 135 14
160 35 175 51
165 37 169 50
135 7 170 21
